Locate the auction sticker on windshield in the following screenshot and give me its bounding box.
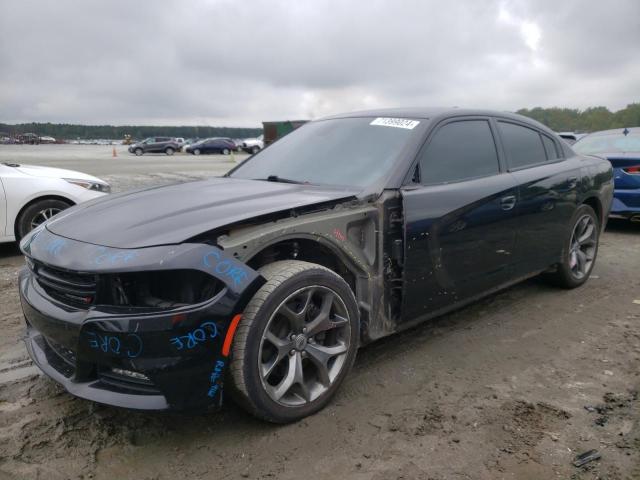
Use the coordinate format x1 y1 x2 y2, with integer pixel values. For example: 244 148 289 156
370 117 420 129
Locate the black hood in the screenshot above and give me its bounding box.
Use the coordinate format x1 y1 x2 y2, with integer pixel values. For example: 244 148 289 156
46 178 359 249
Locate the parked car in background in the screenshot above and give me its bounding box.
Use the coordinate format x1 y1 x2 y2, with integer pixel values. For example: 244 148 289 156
242 134 264 154
573 127 640 222
0 162 110 243
181 138 200 151
185 138 237 155
128 137 180 156
18 108 612 422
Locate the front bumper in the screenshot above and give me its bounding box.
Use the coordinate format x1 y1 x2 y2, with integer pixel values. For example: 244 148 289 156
19 228 263 410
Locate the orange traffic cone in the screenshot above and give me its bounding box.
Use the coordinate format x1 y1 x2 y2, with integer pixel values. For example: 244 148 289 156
112 146 117 157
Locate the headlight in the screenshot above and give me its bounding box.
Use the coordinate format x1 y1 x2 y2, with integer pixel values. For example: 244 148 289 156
64 178 111 193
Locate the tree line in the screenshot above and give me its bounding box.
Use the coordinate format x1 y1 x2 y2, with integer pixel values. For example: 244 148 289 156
1 103 638 139
517 103 640 132
0 123 263 140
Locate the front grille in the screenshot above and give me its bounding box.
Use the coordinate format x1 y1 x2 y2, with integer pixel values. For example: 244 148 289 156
30 260 97 309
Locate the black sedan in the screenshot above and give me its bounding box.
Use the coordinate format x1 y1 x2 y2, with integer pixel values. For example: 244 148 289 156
185 138 236 155
19 108 613 422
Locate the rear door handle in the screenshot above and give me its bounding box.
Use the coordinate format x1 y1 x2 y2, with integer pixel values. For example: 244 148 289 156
567 176 578 189
500 195 517 211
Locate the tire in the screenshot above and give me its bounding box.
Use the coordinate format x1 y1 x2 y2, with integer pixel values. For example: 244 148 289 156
16 198 72 240
193 149 201 155
229 260 359 423
251 146 260 154
134 148 143 156
544 204 599 288
222 148 230 155
165 147 175 155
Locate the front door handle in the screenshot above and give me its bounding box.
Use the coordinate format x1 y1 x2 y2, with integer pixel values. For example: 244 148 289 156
500 195 517 211
567 176 578 189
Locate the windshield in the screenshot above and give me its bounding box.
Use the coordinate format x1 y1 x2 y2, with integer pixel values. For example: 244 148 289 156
574 132 640 154
229 117 422 187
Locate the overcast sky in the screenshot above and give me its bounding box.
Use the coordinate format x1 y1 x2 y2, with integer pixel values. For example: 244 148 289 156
1 0 638 127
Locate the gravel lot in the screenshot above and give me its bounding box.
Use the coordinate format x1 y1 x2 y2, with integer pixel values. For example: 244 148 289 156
0 145 639 479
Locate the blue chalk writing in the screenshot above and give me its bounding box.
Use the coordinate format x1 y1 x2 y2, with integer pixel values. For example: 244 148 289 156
203 250 248 286
92 246 137 266
170 321 218 350
87 332 143 358
45 238 67 257
207 360 225 398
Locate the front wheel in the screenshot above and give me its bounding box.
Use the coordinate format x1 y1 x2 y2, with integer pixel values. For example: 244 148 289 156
229 260 359 423
134 148 143 156
545 204 599 288
193 149 201 155
251 146 260 154
165 147 175 155
16 198 72 240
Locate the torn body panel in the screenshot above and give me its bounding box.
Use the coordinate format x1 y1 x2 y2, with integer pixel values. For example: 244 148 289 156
216 192 406 344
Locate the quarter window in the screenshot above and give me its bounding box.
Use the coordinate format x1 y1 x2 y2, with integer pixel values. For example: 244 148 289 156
417 120 499 185
498 121 547 169
541 134 560 160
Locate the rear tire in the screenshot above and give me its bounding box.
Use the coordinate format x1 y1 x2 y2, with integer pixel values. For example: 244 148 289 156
222 148 230 155
251 146 260 154
165 147 175 155
229 260 359 423
16 198 72 240
544 204 599 288
193 149 201 155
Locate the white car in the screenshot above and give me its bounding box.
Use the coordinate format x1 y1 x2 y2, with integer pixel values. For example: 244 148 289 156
0 162 110 243
241 134 264 154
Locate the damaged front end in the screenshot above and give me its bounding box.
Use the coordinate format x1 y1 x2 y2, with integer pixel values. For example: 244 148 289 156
19 227 264 410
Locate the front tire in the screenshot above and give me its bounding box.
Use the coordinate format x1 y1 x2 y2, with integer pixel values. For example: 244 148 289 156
165 147 175 155
545 204 599 288
193 149 201 155
134 148 143 156
251 146 260 154
229 260 359 423
16 199 72 240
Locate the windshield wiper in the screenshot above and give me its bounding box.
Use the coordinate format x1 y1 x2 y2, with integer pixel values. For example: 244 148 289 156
258 175 306 184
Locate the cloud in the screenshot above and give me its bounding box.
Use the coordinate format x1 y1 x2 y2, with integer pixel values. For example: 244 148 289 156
0 0 638 126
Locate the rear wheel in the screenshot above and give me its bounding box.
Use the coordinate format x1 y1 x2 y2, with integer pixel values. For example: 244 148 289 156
251 146 260 154
16 198 72 240
229 260 359 423
165 147 175 155
222 148 230 155
545 204 599 288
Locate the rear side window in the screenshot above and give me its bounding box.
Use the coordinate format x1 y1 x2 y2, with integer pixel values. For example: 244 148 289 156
541 134 560 160
418 120 499 185
498 122 547 169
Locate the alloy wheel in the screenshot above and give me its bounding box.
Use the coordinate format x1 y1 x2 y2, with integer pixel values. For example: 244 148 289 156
30 207 62 229
258 286 351 407
569 214 597 279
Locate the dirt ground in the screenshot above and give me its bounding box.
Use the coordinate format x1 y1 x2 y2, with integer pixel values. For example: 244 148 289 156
0 159 639 479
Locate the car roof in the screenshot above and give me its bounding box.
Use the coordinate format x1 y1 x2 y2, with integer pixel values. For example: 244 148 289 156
317 107 555 135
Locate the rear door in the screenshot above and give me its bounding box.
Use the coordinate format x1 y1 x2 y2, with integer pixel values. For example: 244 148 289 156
401 117 519 322
0 168 6 238
495 120 581 275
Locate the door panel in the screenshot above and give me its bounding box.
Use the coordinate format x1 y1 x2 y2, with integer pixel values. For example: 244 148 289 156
401 173 518 322
0 176 6 237
510 159 581 274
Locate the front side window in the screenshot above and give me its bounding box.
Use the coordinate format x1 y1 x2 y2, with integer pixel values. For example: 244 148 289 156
498 122 547 169
417 120 499 185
